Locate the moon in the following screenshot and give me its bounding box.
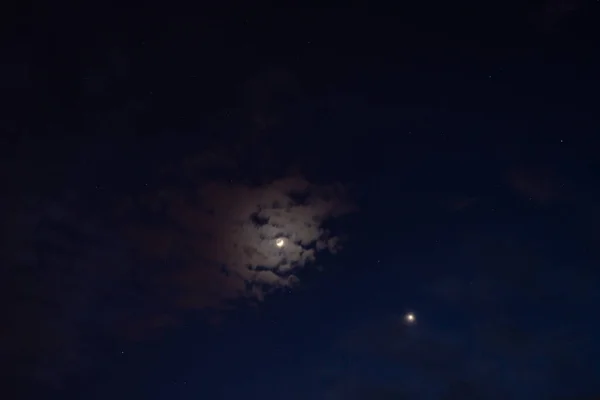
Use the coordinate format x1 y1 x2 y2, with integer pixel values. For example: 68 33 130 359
275 238 285 248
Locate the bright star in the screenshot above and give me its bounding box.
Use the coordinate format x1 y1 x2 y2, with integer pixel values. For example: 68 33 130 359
404 312 416 324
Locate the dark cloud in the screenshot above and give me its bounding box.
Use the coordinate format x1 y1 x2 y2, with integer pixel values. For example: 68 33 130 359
243 67 303 131
1 192 128 386
325 309 596 399
440 195 479 212
309 218 600 399
2 134 358 387
535 0 584 33
508 165 563 204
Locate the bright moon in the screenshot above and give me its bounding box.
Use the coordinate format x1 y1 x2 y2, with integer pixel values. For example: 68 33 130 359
275 238 285 248
404 312 416 324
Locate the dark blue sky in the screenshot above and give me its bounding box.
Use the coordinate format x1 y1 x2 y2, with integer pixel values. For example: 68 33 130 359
3 1 600 400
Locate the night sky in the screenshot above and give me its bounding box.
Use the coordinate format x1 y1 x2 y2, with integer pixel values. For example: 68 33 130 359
3 1 600 399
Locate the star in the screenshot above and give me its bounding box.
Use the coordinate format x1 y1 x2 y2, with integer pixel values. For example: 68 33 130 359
404 312 416 324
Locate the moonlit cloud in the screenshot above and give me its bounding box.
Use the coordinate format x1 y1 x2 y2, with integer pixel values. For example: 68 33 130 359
124 174 357 310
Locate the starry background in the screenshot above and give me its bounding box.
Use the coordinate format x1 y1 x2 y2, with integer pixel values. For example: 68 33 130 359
2 1 600 399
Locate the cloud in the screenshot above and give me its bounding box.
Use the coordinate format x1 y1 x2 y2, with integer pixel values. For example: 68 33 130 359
433 194 480 214
508 166 560 204
535 0 583 33
122 174 357 312
0 193 129 387
243 67 302 131
329 309 597 399
2 68 358 385
2 158 357 387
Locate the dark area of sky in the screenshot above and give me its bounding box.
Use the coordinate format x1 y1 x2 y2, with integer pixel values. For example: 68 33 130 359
2 1 600 400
